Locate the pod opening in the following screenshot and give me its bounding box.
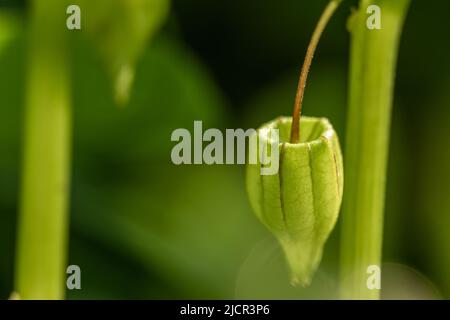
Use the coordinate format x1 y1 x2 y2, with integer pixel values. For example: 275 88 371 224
268 116 331 144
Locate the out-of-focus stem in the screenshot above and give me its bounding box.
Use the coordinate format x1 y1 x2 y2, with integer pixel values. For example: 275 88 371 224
15 0 71 299
340 0 410 300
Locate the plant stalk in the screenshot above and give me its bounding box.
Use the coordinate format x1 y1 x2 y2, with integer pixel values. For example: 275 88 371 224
290 0 342 143
15 0 71 299
339 0 410 300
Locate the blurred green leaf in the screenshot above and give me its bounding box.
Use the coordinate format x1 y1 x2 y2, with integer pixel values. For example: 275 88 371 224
69 31 252 298
75 0 170 105
72 34 226 165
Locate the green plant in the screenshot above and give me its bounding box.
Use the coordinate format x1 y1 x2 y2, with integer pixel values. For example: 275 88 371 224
14 0 169 299
74 0 169 105
339 0 411 300
246 0 343 286
15 0 71 299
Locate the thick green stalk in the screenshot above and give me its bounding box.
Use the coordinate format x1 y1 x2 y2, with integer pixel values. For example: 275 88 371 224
15 0 71 299
340 0 410 300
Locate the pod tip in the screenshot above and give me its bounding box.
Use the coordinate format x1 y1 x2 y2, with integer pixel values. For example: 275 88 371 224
290 275 311 288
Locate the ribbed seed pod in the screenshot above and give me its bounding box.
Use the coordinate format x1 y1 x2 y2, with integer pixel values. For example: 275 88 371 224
246 116 343 286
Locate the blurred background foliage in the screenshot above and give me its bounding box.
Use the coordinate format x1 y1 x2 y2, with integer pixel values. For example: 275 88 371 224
0 0 449 299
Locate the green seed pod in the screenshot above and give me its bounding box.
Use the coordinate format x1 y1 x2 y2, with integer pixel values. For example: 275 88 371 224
246 116 343 286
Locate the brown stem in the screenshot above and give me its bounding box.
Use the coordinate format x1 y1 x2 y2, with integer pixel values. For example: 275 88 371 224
290 0 342 143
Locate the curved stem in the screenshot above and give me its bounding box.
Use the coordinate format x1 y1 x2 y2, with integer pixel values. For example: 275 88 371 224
290 0 342 143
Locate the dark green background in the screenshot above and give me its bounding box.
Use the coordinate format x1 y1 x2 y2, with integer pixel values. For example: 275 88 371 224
1 0 449 299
